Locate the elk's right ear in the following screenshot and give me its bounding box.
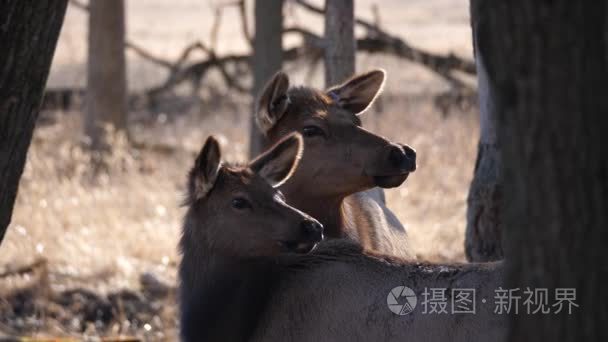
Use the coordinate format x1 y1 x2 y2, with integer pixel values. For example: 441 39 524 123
326 69 385 115
255 71 290 135
189 136 221 200
249 133 303 188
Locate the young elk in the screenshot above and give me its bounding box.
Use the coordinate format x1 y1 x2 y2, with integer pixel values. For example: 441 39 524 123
255 70 416 258
179 135 505 342
179 133 324 341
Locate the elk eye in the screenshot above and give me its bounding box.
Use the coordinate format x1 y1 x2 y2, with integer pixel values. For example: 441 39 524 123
231 197 251 210
302 126 325 138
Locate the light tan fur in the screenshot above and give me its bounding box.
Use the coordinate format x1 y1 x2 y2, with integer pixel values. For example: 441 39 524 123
342 190 411 257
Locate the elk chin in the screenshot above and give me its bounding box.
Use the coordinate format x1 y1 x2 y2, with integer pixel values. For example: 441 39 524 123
277 240 320 254
373 173 410 188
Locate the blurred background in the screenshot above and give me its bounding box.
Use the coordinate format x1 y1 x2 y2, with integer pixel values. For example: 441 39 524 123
0 0 477 340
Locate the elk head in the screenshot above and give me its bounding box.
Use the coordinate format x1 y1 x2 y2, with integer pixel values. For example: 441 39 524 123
182 133 324 258
255 69 416 199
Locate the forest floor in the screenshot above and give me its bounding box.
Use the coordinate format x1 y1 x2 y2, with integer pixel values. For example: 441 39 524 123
0 0 476 340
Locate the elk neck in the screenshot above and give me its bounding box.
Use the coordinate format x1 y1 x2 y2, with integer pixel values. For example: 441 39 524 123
179 246 280 341
280 188 347 239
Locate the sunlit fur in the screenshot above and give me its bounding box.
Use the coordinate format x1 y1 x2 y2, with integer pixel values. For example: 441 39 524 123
255 70 416 258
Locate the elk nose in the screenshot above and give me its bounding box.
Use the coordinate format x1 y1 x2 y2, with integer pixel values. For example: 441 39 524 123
402 144 416 160
388 144 416 171
301 220 324 240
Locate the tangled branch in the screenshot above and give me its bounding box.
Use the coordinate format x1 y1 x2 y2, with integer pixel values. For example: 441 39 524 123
49 0 476 112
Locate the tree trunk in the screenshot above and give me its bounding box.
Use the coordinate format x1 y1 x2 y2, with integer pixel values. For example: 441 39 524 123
85 0 128 151
249 0 284 157
324 0 355 86
0 0 68 245
465 1 503 262
323 0 387 205
476 0 608 340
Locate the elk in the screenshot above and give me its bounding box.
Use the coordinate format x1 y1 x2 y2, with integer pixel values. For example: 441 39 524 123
179 134 505 342
179 133 324 341
255 69 416 258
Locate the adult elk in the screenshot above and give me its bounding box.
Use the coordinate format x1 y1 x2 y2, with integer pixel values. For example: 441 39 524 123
255 69 416 258
179 134 505 342
179 133 324 341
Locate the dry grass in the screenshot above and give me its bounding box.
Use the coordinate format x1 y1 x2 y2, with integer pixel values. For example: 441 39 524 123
0 0 476 340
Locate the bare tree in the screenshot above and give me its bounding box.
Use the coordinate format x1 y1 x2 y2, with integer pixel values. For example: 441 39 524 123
85 0 128 151
324 0 355 86
472 0 608 339
465 1 503 262
249 0 284 157
0 0 68 245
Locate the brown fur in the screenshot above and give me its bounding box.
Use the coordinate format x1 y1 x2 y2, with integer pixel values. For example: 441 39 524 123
179 136 504 342
256 70 417 258
252 242 505 342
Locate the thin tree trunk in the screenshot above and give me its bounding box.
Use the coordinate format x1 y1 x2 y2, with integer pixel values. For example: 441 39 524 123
0 0 68 245
85 0 128 151
476 0 608 340
465 1 503 262
323 0 387 205
249 0 284 157
324 0 355 87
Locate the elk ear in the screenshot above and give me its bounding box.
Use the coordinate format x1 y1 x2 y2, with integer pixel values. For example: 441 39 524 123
326 69 385 115
190 136 221 200
255 71 291 135
249 133 303 188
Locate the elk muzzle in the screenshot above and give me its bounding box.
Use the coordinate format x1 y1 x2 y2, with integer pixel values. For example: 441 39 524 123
279 218 324 253
368 143 416 188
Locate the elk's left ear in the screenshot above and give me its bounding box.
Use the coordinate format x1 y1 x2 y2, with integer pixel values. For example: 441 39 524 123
255 71 291 135
189 136 221 200
326 69 385 115
249 133 303 187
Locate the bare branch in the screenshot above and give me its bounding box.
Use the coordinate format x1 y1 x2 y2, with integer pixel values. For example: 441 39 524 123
283 26 325 49
210 7 223 51
293 0 476 76
53 0 476 113
126 41 173 69
371 4 382 30
173 41 213 72
70 0 175 70
69 0 89 11
147 54 251 97
0 258 48 278
293 0 381 35
239 0 253 46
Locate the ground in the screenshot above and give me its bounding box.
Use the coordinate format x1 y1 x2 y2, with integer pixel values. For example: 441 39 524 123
0 1 476 340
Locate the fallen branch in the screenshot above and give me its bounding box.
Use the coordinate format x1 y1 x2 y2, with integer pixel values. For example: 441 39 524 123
293 0 476 76
126 41 173 70
356 37 475 85
54 0 476 112
0 258 47 278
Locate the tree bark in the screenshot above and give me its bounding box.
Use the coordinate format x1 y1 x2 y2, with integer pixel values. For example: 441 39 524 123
324 0 355 86
249 0 284 157
85 0 128 151
477 0 608 340
465 1 503 262
0 0 68 245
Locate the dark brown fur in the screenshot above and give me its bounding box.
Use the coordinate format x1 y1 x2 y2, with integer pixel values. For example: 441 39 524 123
179 134 323 341
179 137 504 342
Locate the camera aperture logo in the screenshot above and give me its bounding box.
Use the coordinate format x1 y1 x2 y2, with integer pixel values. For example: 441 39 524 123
387 286 417 315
